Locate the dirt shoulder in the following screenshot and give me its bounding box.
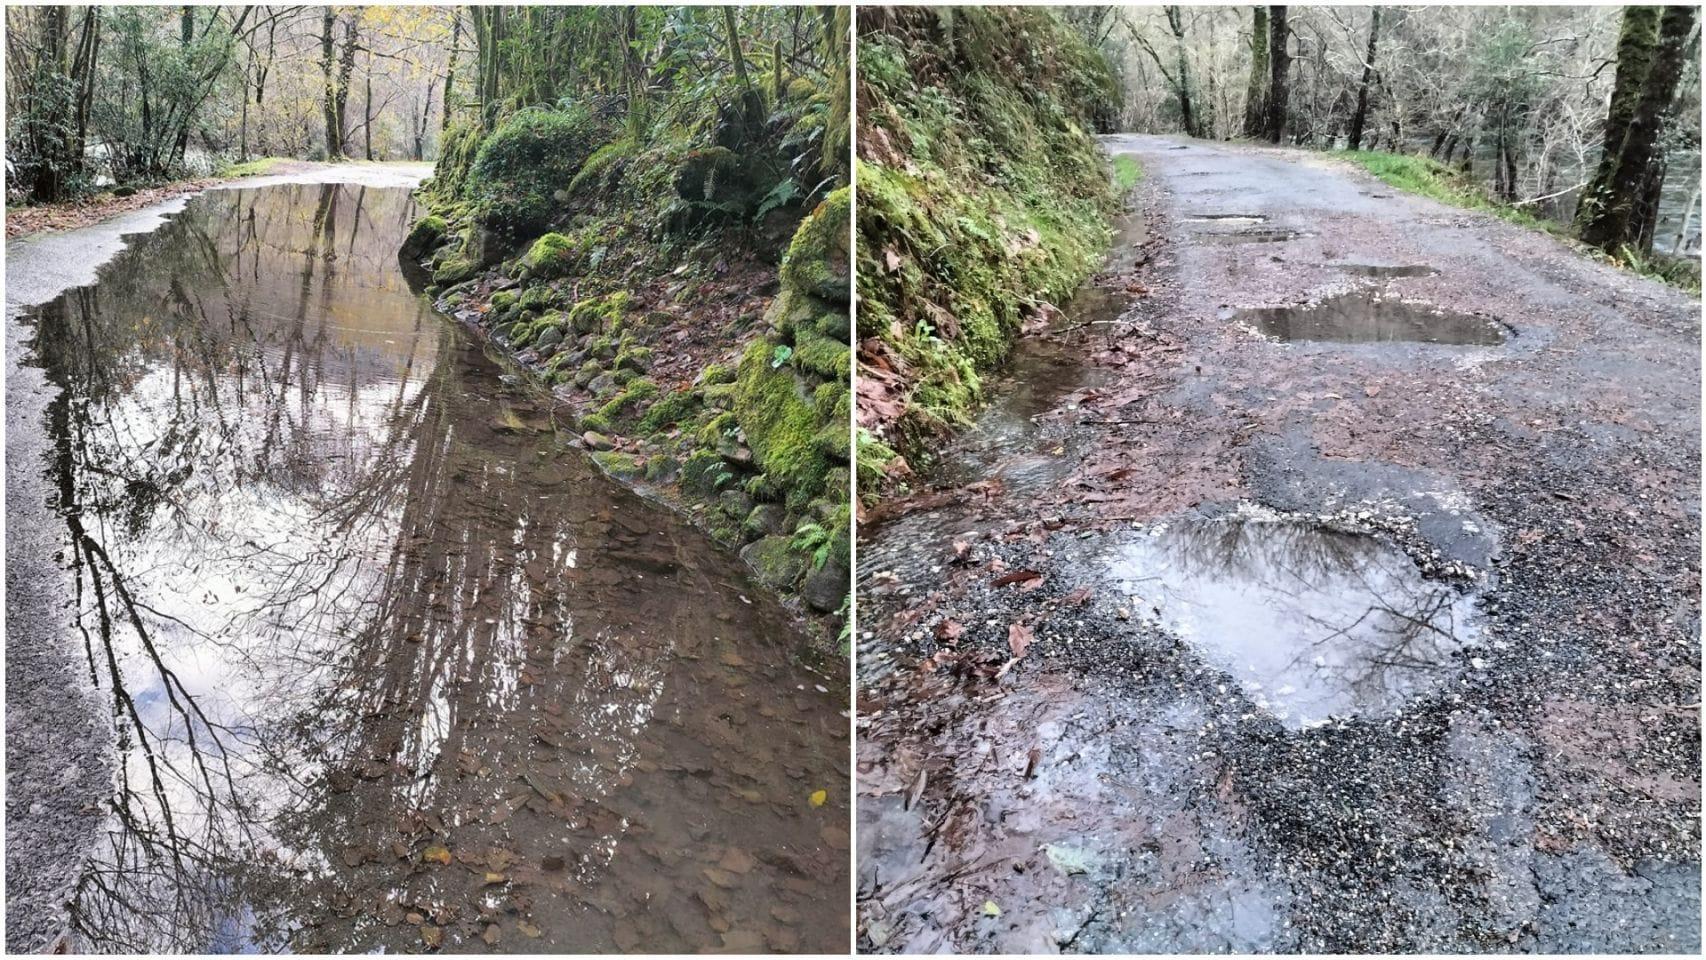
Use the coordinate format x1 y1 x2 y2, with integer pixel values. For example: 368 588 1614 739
856 135 1700 952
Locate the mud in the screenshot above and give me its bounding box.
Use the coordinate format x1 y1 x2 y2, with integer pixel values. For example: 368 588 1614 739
7 181 849 953
857 136 1699 953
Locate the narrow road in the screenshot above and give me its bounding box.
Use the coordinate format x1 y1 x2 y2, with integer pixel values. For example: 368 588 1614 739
857 135 1699 953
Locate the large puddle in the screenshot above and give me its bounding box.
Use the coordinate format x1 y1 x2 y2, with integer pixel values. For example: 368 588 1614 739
1230 288 1507 345
1104 510 1477 727
15 183 849 953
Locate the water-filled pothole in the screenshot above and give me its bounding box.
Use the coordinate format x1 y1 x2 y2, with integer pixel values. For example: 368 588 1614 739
1229 288 1506 345
1333 262 1439 279
1105 511 1477 728
1185 214 1268 224
1201 228 1306 245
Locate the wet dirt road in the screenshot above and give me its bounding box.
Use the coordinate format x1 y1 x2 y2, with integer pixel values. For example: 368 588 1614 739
6 176 849 953
856 135 1699 953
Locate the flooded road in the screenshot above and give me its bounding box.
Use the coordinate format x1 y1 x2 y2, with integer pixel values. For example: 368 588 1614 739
7 181 849 953
857 137 1698 953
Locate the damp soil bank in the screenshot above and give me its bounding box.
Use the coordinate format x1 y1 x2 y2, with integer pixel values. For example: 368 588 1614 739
6 180 849 953
855 136 1699 953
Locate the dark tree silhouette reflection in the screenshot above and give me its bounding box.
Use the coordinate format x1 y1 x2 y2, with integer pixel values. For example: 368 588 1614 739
22 184 849 953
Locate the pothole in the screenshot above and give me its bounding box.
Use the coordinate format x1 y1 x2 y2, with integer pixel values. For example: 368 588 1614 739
1200 228 1306 245
1104 509 1478 729
1185 214 1268 224
1227 288 1506 345
1333 262 1440 279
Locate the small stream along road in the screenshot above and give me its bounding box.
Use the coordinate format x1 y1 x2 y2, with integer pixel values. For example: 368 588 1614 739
6 168 850 953
857 134 1699 953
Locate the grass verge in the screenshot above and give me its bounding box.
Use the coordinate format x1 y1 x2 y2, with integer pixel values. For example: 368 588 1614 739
1112 154 1144 193
1344 149 1699 294
219 156 294 178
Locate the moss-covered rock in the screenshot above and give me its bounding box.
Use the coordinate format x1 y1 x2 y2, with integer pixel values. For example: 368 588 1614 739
568 292 629 335
792 326 851 380
637 388 700 433
573 360 604 389
522 231 582 279
432 255 481 286
743 503 789 540
589 451 643 478
594 378 659 426
732 340 832 508
681 449 730 496
780 187 851 303
466 106 607 236
644 454 680 483
738 535 807 591
401 215 448 260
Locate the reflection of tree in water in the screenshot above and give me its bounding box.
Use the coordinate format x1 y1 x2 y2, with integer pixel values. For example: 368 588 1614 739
27 183 832 954
1148 516 1469 716
29 183 478 951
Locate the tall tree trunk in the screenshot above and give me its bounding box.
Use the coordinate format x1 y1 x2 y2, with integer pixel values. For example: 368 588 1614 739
1346 7 1381 150
1264 6 1290 143
417 79 434 160
473 6 504 131
320 7 340 159
363 51 374 161
1577 6 1662 231
441 13 460 131
171 6 193 166
723 6 764 131
1164 6 1197 138
240 45 251 161
71 7 99 170
1242 6 1268 138
29 5 71 200
625 6 648 138
1580 4 1698 251
334 16 359 157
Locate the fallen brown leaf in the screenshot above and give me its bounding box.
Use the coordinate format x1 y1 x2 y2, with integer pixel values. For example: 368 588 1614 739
992 569 1043 588
1008 623 1035 658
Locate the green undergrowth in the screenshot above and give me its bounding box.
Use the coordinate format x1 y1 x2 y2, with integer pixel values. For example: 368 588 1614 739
405 80 850 633
218 156 292 178
1112 155 1144 192
1345 149 1700 293
855 7 1119 501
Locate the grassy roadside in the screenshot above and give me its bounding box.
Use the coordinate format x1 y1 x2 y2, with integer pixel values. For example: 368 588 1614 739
1112 154 1145 193
855 8 1119 503
1343 149 1700 293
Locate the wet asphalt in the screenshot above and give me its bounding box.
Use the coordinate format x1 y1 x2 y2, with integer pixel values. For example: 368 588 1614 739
856 135 1700 953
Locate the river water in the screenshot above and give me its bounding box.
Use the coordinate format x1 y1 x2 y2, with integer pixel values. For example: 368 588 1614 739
10 182 849 953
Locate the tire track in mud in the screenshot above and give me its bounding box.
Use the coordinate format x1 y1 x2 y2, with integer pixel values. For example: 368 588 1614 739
856 136 1700 953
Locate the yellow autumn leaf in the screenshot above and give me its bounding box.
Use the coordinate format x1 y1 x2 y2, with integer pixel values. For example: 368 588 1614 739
808 789 827 807
982 900 1001 917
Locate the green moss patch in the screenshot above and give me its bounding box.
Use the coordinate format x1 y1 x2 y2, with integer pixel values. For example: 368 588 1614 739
856 8 1117 492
